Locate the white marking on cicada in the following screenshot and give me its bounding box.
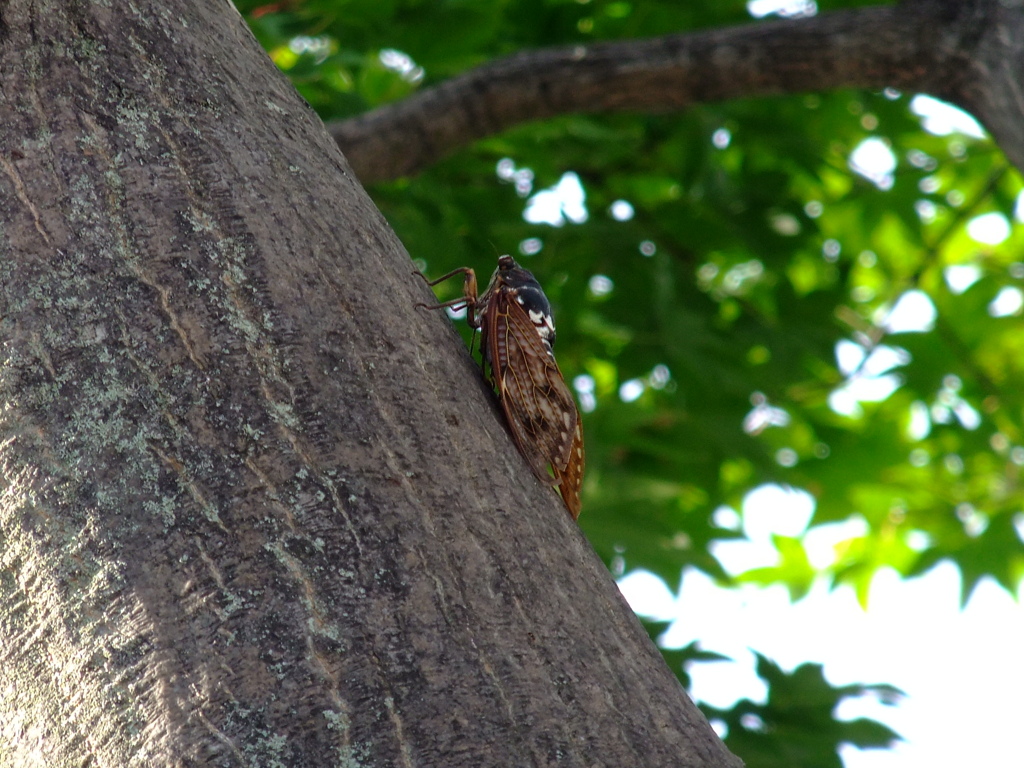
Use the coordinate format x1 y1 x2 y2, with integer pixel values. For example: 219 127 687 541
528 308 556 341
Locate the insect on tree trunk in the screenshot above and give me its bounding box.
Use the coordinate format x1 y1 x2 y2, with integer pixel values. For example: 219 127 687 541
418 255 585 519
0 1 739 766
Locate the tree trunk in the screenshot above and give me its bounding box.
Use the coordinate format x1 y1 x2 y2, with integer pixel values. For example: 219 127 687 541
0 2 737 766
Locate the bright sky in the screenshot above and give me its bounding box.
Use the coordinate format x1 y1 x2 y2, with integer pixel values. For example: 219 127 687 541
619 500 1024 768
607 310 1020 749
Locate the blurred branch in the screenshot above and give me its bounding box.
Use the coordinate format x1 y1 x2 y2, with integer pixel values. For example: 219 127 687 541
330 0 1021 183
838 164 1009 392
912 162 1009 285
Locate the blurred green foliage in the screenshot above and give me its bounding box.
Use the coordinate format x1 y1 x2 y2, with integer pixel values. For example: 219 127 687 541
239 0 1022 763
702 652 903 768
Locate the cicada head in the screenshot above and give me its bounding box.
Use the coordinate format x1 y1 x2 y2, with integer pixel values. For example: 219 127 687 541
482 255 557 353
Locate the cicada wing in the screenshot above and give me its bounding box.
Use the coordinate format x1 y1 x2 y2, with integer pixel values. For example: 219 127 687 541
485 290 580 484
552 418 585 519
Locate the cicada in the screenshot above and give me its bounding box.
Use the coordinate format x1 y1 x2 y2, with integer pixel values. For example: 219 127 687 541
418 255 584 519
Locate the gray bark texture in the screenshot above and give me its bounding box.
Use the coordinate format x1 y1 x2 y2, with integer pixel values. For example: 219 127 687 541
332 0 1024 184
0 2 739 767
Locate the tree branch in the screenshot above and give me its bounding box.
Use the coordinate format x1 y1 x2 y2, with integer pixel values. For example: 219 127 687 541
330 0 1023 184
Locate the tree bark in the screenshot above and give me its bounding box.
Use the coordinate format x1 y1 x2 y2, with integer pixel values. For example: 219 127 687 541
0 2 738 766
331 0 1024 184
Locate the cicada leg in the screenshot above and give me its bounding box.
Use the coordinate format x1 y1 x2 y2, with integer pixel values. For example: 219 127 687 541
414 267 480 329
